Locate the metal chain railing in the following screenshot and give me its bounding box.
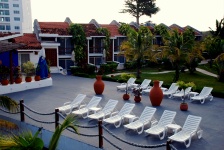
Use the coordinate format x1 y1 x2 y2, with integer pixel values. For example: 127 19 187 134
24 112 55 124
102 135 122 150
102 125 167 148
0 107 20 114
23 104 55 115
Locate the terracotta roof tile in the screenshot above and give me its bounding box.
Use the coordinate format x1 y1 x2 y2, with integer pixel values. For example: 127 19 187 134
39 22 70 35
100 24 122 37
80 24 101 37
13 33 41 49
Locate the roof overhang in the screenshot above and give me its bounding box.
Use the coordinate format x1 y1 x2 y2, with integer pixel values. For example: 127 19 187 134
0 41 25 53
39 33 72 38
41 42 60 47
0 33 23 41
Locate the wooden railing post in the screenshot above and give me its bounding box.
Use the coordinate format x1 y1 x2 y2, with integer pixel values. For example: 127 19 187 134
55 109 59 129
166 139 171 150
20 100 24 122
98 120 103 148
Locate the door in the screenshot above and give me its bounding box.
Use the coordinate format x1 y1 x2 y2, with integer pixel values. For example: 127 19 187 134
45 48 57 66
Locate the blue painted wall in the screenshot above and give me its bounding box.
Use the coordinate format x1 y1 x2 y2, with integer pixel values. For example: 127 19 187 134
0 51 18 67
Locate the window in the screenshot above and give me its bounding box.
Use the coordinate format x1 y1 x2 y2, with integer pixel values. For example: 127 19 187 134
5 17 10 21
114 54 125 63
59 59 74 71
15 26 20 30
0 10 9 15
0 0 8 2
0 17 10 22
14 10 19 14
14 17 20 21
13 4 19 7
0 25 5 30
6 25 10 30
0 3 9 8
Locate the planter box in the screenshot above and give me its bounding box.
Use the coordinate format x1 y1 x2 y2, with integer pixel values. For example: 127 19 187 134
0 78 53 94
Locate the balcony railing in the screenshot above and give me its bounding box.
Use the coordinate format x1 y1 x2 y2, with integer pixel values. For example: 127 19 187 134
89 47 104 54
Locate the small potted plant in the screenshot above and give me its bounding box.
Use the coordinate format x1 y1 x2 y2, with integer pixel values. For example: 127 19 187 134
34 64 41 81
176 81 196 111
132 87 142 102
22 61 35 82
14 66 22 84
123 83 130 100
0 65 10 85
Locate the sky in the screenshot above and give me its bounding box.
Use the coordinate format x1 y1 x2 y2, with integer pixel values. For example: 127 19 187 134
31 0 224 31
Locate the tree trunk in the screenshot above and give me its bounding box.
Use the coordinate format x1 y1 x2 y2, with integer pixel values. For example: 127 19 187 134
173 65 179 82
136 59 141 79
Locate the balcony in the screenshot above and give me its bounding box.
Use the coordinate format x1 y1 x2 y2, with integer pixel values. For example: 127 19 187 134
89 46 104 54
58 47 73 55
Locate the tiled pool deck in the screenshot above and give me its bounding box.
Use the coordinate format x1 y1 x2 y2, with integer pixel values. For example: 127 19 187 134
1 74 224 150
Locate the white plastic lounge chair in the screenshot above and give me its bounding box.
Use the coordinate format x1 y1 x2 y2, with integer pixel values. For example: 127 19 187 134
163 83 179 98
171 87 192 100
124 106 157 134
142 81 163 95
57 94 86 115
71 96 102 118
88 99 118 121
190 87 213 104
132 79 151 90
103 103 135 128
117 77 136 91
144 110 177 140
168 115 203 148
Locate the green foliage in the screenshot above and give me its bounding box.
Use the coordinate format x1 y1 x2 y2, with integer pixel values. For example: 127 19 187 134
0 128 44 150
120 73 135 81
49 114 78 150
0 95 19 112
118 22 133 35
70 64 95 75
100 62 118 74
214 52 224 82
120 0 160 24
69 23 86 66
22 61 35 77
124 61 137 69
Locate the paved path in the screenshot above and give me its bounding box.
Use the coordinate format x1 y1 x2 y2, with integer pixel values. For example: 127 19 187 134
1 74 224 150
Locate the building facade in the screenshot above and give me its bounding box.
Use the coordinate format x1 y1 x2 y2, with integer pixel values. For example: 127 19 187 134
0 0 32 33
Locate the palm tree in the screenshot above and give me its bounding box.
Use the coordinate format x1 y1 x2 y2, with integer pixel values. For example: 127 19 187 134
49 113 78 150
120 25 154 78
120 0 160 25
154 26 196 82
0 95 19 130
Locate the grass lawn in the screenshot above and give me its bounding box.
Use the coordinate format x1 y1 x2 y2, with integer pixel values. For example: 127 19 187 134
197 63 218 75
109 70 224 98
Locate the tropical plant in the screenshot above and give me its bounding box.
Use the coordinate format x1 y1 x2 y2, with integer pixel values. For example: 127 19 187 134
176 81 196 103
120 25 155 78
120 0 160 25
154 25 197 82
22 61 35 77
48 114 78 150
0 127 44 150
214 52 224 82
69 23 86 66
120 73 135 81
132 87 142 97
13 66 22 79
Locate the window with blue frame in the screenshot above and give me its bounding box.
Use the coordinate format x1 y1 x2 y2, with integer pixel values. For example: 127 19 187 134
114 54 125 63
6 25 10 30
14 17 20 21
0 25 5 30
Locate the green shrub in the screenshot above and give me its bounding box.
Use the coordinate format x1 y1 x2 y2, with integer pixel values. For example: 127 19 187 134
124 61 137 69
120 73 135 81
87 64 96 74
100 62 118 74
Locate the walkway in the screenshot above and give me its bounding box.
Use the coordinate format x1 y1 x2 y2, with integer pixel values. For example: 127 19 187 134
1 74 224 150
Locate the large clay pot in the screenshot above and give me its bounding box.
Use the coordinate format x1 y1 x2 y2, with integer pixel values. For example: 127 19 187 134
180 103 188 111
25 76 32 82
149 80 163 106
123 94 130 100
15 77 22 84
1 79 9 86
134 96 141 103
94 75 105 95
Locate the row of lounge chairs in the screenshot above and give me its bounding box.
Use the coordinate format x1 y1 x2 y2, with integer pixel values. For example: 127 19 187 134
57 95 203 148
117 78 213 104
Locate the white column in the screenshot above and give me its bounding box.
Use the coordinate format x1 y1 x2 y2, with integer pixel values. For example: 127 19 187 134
87 39 90 64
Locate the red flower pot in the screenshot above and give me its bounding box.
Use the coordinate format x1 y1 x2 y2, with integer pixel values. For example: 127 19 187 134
25 77 32 82
94 75 105 95
149 80 163 106
123 94 130 100
1 79 9 86
15 77 22 84
180 103 188 111
34 75 41 81
134 96 141 103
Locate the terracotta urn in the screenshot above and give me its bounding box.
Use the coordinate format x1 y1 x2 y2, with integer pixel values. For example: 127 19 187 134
149 80 163 106
123 94 130 100
180 103 188 111
15 77 22 84
94 75 105 95
1 79 9 86
134 96 141 103
25 76 32 82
